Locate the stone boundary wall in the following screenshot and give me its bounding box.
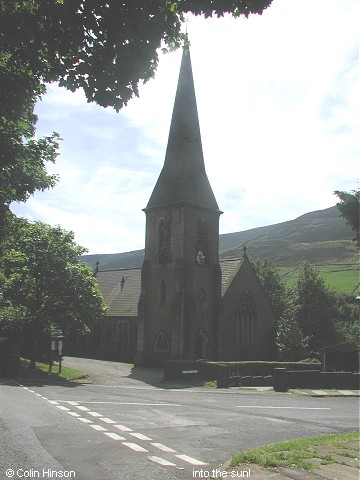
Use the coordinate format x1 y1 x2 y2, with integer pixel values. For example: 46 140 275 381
273 368 360 392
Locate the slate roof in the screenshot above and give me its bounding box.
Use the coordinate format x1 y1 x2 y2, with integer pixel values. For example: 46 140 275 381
96 259 243 318
219 258 243 295
96 268 141 317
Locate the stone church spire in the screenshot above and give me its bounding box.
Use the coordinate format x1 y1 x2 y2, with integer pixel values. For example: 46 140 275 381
146 44 220 212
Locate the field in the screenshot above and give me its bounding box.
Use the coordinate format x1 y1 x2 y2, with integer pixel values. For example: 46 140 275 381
280 264 359 295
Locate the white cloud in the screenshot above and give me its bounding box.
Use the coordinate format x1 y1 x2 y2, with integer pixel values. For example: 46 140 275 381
11 0 359 253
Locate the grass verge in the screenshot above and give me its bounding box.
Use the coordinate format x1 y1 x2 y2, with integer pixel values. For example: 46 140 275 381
20 358 88 382
230 431 359 471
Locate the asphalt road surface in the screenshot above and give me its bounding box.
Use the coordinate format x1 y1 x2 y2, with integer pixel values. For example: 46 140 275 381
1 357 359 480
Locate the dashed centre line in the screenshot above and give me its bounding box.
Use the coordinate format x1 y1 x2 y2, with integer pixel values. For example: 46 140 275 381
129 432 152 441
100 417 117 424
151 442 177 453
236 405 331 410
77 417 93 424
90 424 108 432
122 442 149 452
58 400 181 407
67 411 81 417
103 432 126 441
56 405 70 411
175 454 208 466
114 424 133 432
149 456 177 467
18 383 209 470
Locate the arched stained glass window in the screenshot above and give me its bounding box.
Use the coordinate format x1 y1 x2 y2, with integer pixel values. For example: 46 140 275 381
235 290 257 346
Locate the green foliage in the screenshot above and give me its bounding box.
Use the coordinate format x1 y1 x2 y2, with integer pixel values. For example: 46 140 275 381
335 189 360 245
230 432 359 471
252 259 309 360
20 357 87 381
251 258 287 320
334 294 360 352
0 0 272 237
280 265 359 296
276 300 310 361
293 263 338 351
0 0 272 110
0 217 107 363
0 48 60 217
252 259 357 359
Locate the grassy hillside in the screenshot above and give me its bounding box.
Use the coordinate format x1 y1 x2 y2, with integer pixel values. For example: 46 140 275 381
82 206 358 294
219 206 356 265
280 265 359 295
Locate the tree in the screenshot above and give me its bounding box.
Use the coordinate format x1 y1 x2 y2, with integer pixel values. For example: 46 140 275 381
334 189 360 246
275 298 310 361
293 263 337 352
0 1 272 220
333 294 360 352
0 217 107 366
252 259 309 360
251 258 287 320
0 1 273 110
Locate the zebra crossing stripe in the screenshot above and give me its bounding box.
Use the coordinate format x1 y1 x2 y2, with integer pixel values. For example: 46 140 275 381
149 456 177 467
175 454 208 466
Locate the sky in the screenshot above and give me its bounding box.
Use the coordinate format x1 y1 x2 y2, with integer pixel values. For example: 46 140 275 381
10 0 359 254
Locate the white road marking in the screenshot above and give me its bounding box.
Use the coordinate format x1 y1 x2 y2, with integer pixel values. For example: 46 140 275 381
75 405 90 411
149 456 177 467
28 389 35 393
338 390 355 396
103 432 126 440
90 424 108 432
36 393 42 397
114 424 133 432
48 400 59 405
122 442 149 452
312 390 328 396
175 454 208 466
76 401 181 406
236 406 331 410
100 417 117 424
41 396 48 400
66 401 80 405
151 443 177 453
88 411 103 417
129 432 152 441
67 411 81 417
56 405 70 411
77 417 93 423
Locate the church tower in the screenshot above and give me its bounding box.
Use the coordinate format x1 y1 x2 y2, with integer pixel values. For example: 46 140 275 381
135 45 222 366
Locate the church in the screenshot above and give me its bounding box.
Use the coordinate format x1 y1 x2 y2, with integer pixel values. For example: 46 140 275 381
92 45 275 366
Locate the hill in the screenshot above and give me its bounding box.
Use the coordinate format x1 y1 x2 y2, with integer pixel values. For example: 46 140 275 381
82 206 356 271
218 206 356 266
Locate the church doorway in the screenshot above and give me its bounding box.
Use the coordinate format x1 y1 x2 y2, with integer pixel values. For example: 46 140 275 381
194 330 208 359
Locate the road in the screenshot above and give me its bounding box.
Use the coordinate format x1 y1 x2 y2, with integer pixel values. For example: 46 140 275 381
0 357 359 480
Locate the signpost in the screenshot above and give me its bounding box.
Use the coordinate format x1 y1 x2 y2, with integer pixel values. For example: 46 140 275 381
49 335 64 373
